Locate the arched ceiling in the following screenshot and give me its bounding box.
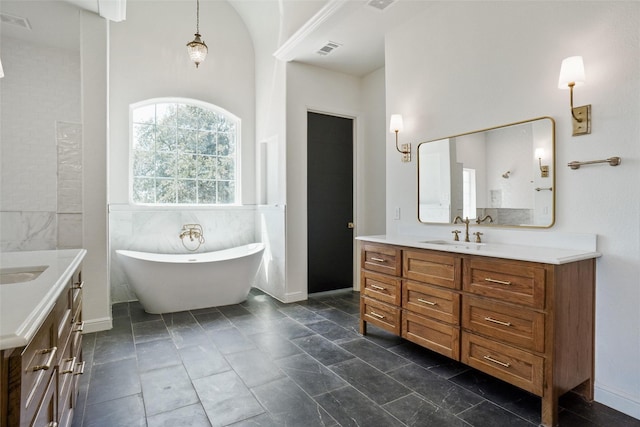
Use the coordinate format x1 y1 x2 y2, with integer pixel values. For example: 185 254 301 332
2 0 432 77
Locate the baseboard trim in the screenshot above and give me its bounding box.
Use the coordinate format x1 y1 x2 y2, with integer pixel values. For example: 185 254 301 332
283 291 305 303
595 384 640 420
82 316 112 333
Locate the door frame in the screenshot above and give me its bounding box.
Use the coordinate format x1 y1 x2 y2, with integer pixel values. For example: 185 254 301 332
306 108 359 293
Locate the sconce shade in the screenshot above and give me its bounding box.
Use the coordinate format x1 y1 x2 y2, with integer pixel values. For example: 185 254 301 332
535 148 545 159
389 114 404 133
558 56 585 88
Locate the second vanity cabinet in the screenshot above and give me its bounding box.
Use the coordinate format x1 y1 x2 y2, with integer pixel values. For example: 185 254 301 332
1 267 84 427
360 241 595 427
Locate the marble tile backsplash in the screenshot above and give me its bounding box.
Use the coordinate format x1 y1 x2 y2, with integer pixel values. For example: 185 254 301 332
0 211 57 251
109 207 259 303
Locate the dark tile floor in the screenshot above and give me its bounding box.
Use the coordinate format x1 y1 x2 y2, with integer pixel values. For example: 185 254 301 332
71 289 640 427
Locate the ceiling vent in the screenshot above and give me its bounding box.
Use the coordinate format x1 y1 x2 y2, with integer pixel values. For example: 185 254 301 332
367 0 396 11
316 41 342 56
0 13 32 30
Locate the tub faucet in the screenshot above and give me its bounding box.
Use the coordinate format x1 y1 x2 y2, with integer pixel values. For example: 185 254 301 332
179 224 203 241
453 216 471 242
179 224 205 251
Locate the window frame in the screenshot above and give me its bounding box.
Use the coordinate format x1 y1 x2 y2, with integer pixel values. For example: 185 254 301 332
128 97 241 206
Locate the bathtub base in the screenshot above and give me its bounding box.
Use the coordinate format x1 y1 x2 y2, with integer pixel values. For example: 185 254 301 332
117 243 265 314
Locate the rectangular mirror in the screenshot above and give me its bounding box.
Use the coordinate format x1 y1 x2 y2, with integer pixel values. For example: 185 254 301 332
418 117 555 228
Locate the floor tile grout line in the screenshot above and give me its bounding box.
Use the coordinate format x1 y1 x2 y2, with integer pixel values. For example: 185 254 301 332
190 294 400 425
76 292 633 427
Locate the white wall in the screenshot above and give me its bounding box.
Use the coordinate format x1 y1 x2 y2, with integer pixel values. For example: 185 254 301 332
108 0 256 205
385 1 639 418
0 2 82 252
359 67 387 236
81 10 111 333
284 62 376 302
106 1 258 304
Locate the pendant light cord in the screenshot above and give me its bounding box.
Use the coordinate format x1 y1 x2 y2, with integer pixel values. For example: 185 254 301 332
196 0 200 34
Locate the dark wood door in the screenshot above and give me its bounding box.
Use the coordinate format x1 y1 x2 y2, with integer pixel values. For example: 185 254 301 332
307 112 354 294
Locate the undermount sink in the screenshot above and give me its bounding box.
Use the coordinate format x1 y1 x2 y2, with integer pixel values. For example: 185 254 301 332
421 240 485 248
421 240 458 245
0 266 48 285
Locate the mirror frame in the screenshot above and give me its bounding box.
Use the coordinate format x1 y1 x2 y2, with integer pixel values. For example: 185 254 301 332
417 116 556 228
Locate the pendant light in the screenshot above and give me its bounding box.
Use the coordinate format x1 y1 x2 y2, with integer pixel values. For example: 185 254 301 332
186 0 207 68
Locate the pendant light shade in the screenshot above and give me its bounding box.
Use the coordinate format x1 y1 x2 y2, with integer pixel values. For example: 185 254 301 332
186 0 207 68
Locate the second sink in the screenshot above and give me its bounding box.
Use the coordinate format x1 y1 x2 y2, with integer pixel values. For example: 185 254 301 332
0 266 48 285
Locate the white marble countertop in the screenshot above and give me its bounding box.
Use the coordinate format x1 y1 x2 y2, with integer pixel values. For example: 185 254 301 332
0 249 86 350
356 235 601 265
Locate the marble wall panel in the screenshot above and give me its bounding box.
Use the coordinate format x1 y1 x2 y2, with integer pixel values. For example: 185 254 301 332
0 211 57 251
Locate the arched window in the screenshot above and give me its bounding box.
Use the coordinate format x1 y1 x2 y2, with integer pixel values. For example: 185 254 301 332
130 99 239 205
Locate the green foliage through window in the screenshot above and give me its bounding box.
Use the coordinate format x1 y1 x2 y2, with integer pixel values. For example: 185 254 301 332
130 101 238 204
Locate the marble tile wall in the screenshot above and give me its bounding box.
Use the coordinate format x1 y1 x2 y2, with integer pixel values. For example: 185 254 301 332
254 205 286 302
0 36 81 252
480 208 532 226
57 122 83 249
109 207 259 303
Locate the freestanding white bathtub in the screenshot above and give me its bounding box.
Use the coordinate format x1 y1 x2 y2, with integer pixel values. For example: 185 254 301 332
116 243 265 314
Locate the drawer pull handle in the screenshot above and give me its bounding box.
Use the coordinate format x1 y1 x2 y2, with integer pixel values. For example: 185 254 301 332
484 278 512 286
73 321 85 333
74 361 86 376
60 356 77 374
31 346 57 372
417 298 437 306
73 280 85 290
484 355 511 368
370 284 386 291
484 317 512 327
370 257 386 263
370 311 385 319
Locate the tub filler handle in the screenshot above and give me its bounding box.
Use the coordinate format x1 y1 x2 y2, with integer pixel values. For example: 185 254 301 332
179 224 205 251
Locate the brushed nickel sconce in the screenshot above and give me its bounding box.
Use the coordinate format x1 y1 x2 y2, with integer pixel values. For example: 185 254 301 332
558 56 591 136
535 148 549 178
389 114 411 162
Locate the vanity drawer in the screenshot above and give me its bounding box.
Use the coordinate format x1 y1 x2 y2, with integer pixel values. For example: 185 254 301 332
13 316 56 425
463 258 546 308
462 296 545 352
58 356 78 427
403 280 460 325
55 298 72 353
30 373 57 427
362 244 401 276
360 297 401 335
361 270 401 305
71 273 83 322
403 250 461 289
462 332 544 396
402 311 460 360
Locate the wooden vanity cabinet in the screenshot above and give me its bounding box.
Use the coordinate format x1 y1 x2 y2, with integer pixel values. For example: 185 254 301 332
401 250 461 360
360 243 595 427
360 243 402 335
1 267 84 427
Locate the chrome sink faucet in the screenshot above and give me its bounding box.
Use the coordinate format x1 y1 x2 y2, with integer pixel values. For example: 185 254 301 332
453 216 471 242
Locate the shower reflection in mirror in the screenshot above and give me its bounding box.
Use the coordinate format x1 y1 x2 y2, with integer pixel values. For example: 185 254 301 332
417 117 555 227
